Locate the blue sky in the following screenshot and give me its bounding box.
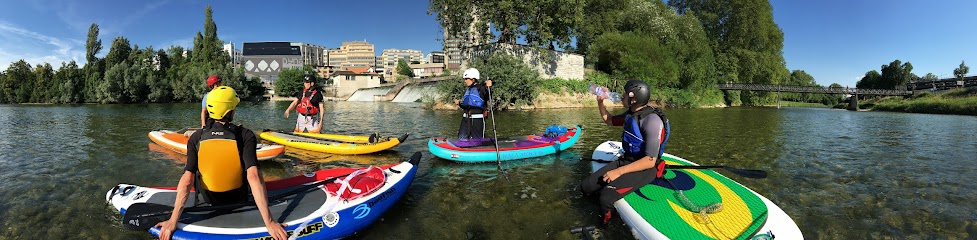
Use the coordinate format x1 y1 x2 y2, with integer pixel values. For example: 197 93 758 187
1 0 975 87
771 0 977 87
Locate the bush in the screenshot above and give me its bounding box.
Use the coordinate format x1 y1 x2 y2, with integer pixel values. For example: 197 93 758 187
539 77 589 93
437 52 540 110
275 65 316 97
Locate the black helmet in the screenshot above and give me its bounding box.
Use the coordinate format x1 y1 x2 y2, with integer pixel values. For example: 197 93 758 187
303 74 316 83
623 80 651 106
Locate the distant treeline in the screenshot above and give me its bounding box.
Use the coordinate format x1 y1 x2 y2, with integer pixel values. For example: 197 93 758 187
0 5 264 104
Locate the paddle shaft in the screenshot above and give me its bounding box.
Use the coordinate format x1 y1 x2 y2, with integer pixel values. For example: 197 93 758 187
269 130 377 144
486 84 505 175
583 157 767 179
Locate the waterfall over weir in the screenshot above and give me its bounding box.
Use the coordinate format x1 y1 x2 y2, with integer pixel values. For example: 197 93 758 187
392 84 440 102
346 87 392 101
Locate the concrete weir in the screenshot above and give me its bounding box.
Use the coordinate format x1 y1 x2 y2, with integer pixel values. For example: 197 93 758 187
346 77 448 102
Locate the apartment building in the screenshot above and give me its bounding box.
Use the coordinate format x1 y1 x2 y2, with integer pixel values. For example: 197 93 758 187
380 49 424 79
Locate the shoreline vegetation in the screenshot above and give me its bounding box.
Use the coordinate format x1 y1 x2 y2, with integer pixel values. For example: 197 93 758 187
852 88 977 116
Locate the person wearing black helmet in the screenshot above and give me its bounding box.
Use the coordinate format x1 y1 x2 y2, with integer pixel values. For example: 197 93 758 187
284 74 325 133
581 79 671 226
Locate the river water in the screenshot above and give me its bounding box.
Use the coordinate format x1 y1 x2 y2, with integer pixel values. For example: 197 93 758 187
0 102 974 239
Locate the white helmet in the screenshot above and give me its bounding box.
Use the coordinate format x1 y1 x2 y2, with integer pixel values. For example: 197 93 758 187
463 68 480 80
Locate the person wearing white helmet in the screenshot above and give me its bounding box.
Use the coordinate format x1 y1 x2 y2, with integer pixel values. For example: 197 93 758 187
454 68 492 140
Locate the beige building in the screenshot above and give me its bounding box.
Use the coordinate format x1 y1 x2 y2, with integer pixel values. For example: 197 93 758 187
409 63 446 78
467 43 584 80
330 41 376 69
339 41 377 67
380 49 424 79
331 70 383 98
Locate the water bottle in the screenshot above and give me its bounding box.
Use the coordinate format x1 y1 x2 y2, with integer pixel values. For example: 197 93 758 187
589 84 621 103
606 92 622 103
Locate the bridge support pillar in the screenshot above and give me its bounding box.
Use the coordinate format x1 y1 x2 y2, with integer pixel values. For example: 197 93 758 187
848 93 858 111
777 90 781 109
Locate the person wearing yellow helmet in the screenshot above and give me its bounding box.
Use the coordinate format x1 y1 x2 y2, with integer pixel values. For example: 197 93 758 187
155 86 288 240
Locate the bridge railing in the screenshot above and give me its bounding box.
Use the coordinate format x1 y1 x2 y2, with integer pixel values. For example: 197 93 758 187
717 83 912 96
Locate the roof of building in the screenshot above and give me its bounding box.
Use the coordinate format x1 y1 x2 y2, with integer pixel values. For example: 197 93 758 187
347 66 375 74
409 63 446 69
333 70 377 76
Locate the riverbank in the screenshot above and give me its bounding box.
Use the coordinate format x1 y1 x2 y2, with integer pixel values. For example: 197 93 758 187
855 88 977 115
429 92 625 110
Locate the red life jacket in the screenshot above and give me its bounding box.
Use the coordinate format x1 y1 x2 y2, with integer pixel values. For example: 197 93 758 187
297 88 319 115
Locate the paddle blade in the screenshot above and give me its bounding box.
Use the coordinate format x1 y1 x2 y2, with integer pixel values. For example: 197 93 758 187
720 167 768 179
121 203 173 230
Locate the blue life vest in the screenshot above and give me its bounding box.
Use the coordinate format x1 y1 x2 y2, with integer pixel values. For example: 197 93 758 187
461 86 486 109
622 107 670 177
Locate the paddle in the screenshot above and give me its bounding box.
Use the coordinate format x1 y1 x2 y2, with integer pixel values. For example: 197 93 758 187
121 175 342 230
264 129 382 144
486 81 507 177
582 158 768 179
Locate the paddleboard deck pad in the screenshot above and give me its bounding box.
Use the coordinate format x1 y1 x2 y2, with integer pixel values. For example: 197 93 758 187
590 141 802 239
428 125 581 162
106 153 421 239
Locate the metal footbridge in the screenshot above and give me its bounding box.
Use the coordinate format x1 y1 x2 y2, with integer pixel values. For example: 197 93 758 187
717 83 913 110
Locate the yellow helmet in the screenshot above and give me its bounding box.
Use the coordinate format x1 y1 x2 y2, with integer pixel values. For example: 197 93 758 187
206 86 240 120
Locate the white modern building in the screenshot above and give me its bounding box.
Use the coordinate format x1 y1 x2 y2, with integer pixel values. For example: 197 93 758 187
223 43 243 65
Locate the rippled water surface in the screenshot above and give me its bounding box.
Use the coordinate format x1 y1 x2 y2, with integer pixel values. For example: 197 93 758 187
0 102 975 239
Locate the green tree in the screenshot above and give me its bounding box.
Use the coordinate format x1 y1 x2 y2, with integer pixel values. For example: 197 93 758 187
167 46 196 102
856 60 913 89
0 71 4 102
669 0 788 106
2 60 33 103
397 59 415 78
275 65 316 98
591 32 679 90
954 61 969 80
82 23 103 103
921 73 939 82
122 61 150 103
29 63 54 103
85 24 102 64
104 37 132 68
56 61 84 103
428 0 582 49
856 70 882 89
879 60 913 89
98 62 126 103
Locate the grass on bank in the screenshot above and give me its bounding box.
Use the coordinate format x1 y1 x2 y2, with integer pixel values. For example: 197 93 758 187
859 88 977 115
